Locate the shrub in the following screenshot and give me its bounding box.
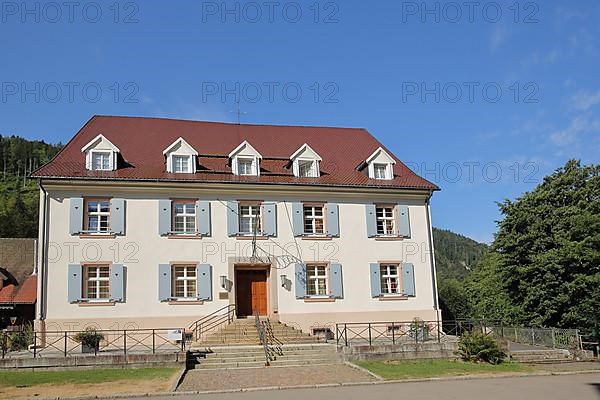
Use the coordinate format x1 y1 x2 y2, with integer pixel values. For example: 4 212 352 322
457 331 505 364
8 323 34 351
73 327 105 349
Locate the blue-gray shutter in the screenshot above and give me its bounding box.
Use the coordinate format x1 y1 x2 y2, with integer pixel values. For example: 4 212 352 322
291 202 304 236
329 263 343 299
263 202 277 237
365 204 377 237
197 264 213 301
397 205 411 237
110 198 125 235
294 263 306 299
158 264 171 301
67 264 82 303
158 200 171 236
226 200 239 236
110 263 125 302
402 263 416 296
326 203 340 237
370 263 381 298
196 200 211 236
69 197 84 235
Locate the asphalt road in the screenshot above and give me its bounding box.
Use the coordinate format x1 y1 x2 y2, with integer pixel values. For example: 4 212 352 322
131 373 600 400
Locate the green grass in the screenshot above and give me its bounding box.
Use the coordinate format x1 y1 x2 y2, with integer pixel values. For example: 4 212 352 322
0 368 178 388
356 359 532 380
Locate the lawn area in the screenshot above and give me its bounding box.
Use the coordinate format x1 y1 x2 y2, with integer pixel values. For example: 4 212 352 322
356 359 533 380
0 368 180 399
0 367 178 387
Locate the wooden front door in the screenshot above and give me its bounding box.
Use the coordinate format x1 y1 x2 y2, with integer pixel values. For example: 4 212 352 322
235 269 268 317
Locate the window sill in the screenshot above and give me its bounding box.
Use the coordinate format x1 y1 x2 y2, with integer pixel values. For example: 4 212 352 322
79 233 116 239
167 300 204 305
300 235 333 241
378 295 408 301
303 297 336 303
373 236 404 241
235 235 269 240
167 234 202 240
77 301 116 307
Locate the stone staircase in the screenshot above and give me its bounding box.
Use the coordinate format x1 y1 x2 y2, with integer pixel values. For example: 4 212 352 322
188 343 341 370
188 317 340 370
509 349 572 363
194 317 322 347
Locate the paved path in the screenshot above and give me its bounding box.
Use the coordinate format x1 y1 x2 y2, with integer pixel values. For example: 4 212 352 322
178 364 376 392
135 373 600 400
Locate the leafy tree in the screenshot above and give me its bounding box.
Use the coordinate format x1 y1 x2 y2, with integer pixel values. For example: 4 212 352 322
468 160 600 330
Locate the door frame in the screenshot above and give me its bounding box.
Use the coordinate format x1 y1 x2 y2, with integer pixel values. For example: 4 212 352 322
233 263 270 317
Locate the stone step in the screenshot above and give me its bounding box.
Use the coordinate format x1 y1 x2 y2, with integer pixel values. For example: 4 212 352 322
193 358 340 370
190 344 336 353
199 351 339 363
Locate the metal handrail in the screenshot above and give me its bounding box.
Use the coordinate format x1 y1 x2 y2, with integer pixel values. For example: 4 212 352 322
262 319 284 360
255 313 271 366
189 304 236 341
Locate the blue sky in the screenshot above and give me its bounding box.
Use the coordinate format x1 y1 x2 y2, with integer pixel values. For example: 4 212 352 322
1 0 599 243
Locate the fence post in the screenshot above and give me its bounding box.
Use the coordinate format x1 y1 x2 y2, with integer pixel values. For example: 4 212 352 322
344 324 348 346
437 321 441 343
368 323 372 346
391 323 395 345
531 328 535 346
551 328 556 349
152 329 156 354
123 330 127 356
515 327 518 342
64 332 67 357
33 331 37 358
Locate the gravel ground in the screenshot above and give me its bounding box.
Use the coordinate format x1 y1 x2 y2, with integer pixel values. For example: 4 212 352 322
177 364 376 392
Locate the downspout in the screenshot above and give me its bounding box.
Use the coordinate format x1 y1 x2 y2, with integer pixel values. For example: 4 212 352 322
425 193 440 314
37 180 48 324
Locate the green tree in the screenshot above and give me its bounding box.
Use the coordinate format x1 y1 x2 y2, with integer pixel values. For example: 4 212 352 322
468 160 600 329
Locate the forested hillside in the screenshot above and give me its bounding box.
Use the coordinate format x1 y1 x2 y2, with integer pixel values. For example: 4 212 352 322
0 135 62 237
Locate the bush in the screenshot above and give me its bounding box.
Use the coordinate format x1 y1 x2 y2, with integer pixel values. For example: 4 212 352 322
457 331 505 364
73 327 105 350
8 323 34 351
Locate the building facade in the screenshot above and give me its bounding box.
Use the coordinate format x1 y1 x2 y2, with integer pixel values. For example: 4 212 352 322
33 116 440 336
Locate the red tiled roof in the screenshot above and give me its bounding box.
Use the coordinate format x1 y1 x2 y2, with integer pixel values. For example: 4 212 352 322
32 116 439 191
0 275 37 304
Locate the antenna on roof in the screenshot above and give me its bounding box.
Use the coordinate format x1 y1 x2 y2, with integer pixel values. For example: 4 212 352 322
229 100 247 125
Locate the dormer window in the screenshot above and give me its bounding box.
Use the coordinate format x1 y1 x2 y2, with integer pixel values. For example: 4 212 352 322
373 163 390 179
163 137 198 174
82 134 120 171
173 155 192 173
290 144 321 178
229 140 262 176
91 151 112 171
366 147 396 180
237 157 256 175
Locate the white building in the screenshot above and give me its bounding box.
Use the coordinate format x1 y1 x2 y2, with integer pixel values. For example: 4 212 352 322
33 116 440 336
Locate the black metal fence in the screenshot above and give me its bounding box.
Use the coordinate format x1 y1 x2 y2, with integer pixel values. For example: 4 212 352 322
1 328 186 359
335 319 583 350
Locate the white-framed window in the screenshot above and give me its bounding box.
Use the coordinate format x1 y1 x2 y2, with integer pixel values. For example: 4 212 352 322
297 159 318 178
83 264 110 300
380 264 401 294
239 203 262 234
172 155 192 173
373 163 389 180
91 151 111 171
376 206 396 235
172 265 197 299
85 199 111 233
306 264 328 296
303 204 325 235
237 157 256 176
172 201 196 234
